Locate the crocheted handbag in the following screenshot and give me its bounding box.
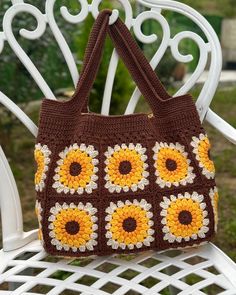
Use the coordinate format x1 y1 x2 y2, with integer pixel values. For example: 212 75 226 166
34 9 219 257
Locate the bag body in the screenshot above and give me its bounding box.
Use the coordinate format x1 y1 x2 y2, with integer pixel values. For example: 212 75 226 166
34 10 218 257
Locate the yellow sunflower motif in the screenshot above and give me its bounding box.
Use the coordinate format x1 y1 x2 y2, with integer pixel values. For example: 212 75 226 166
191 133 215 179
48 202 98 252
35 200 43 242
209 187 219 231
153 142 196 188
53 143 99 195
105 199 154 250
104 143 149 193
160 192 209 243
34 143 51 192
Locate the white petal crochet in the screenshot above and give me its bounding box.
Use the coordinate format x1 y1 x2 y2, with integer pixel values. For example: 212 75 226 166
104 143 149 193
53 144 99 195
153 142 196 188
160 192 210 244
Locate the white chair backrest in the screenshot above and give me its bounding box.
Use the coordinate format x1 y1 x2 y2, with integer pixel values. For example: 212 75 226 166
0 0 229 251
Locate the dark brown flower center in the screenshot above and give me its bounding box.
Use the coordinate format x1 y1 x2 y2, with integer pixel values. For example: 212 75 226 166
119 160 132 175
166 159 177 171
65 221 80 235
178 210 192 225
69 162 82 176
122 217 137 232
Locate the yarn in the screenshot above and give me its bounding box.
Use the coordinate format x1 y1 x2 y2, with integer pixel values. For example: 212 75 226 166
34 10 218 257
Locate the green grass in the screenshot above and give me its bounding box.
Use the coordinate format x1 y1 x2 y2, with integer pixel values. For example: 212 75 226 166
0 87 236 294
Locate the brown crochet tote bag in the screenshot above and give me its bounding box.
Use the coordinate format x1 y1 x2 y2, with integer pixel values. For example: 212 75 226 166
34 9 219 257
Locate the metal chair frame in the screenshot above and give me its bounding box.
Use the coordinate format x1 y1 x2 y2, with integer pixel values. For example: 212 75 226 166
1 1 236 294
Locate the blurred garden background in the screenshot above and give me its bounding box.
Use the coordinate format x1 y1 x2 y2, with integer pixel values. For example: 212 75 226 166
0 0 236 278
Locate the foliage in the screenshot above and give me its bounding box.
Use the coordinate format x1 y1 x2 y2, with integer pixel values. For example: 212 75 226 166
0 0 80 104
0 0 81 147
0 0 135 118
181 0 236 18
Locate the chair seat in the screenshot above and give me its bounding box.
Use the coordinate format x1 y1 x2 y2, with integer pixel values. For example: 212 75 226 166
0 240 236 295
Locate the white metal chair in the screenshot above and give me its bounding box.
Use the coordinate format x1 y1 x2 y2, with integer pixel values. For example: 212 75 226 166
1 0 236 294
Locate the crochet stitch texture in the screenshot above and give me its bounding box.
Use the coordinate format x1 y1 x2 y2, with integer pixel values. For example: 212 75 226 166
34 10 218 257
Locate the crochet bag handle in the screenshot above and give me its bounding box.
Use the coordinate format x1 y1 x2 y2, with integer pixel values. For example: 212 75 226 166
74 9 171 114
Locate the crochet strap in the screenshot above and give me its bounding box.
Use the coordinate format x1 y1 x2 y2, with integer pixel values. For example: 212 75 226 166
74 9 171 114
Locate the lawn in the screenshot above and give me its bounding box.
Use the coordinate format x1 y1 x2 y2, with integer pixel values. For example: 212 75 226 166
0 86 236 294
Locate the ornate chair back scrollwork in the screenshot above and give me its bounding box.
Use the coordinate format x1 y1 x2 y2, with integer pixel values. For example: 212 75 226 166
1 1 236 294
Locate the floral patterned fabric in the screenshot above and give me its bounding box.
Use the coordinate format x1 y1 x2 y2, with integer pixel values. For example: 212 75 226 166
34 10 218 257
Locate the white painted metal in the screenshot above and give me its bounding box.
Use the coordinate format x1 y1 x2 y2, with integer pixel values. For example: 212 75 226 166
45 0 80 88
92 0 133 114
0 145 38 251
0 0 236 294
206 109 236 145
2 3 55 99
125 0 223 123
127 10 171 117
0 240 236 294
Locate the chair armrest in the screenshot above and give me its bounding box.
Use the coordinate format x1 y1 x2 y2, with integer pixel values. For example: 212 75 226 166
206 108 236 145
